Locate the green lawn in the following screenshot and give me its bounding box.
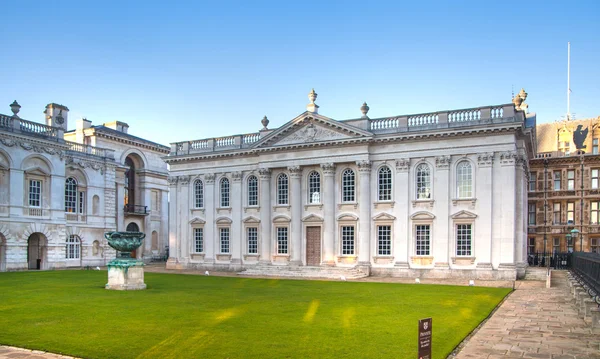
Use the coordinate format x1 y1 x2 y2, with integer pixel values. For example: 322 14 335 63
0 271 510 359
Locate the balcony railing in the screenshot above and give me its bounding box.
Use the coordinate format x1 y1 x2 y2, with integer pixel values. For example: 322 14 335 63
0 114 62 141
65 212 87 222
570 252 600 305
169 103 521 156
65 140 115 159
124 204 148 215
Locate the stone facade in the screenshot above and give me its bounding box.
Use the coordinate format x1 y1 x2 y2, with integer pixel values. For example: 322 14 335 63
0 101 169 271
165 90 536 280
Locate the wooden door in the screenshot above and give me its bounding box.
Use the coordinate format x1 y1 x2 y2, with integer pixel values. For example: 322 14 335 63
306 226 321 266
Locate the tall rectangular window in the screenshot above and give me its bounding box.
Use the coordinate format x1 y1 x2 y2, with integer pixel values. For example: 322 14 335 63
194 228 204 253
341 226 355 255
277 227 288 254
342 169 356 202
79 191 85 214
567 170 575 190
220 228 230 253
377 225 391 255
591 201 599 225
456 224 472 256
528 203 536 225
247 227 258 254
593 139 599 155
553 237 560 254
247 176 258 207
529 172 536 192
553 203 561 224
528 238 535 254
29 180 41 207
591 238 599 253
592 169 599 190
415 225 430 256
277 174 288 205
553 171 561 191
567 202 574 223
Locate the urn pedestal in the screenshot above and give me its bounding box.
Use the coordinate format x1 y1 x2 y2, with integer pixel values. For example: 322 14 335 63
105 259 147 290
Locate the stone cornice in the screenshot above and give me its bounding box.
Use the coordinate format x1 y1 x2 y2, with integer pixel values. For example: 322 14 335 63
0 132 69 161
91 130 170 154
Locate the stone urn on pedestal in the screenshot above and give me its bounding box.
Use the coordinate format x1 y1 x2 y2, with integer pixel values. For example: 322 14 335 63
104 231 147 290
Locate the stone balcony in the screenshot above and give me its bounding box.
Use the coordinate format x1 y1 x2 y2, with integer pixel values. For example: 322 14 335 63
0 114 63 142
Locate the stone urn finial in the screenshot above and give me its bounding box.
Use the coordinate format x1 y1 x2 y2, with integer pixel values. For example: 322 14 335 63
261 115 269 130
10 100 21 117
360 102 370 118
307 89 319 114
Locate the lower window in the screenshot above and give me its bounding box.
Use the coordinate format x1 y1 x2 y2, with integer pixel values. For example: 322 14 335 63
377 225 391 255
194 228 204 253
220 228 230 253
66 235 80 259
277 227 288 254
456 224 472 256
247 227 258 254
341 226 355 255
415 225 430 256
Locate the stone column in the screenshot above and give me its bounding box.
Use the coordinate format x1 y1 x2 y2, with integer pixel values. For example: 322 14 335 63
231 171 243 266
357 161 372 270
166 176 178 268
321 163 336 265
204 174 216 264
178 176 191 263
394 159 410 267
259 168 272 265
289 166 302 265
434 156 450 268
476 153 494 270
160 189 169 256
497 151 517 269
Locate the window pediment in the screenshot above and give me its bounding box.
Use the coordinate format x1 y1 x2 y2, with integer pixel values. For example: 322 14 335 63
215 217 232 225
24 167 50 176
189 217 206 225
302 214 324 222
373 212 396 221
337 213 358 221
273 214 291 223
451 210 477 219
410 211 435 220
243 216 260 224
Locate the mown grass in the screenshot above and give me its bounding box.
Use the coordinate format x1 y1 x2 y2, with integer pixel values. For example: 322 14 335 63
0 271 510 359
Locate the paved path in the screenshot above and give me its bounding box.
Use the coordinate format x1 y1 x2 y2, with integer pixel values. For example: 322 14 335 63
453 271 599 359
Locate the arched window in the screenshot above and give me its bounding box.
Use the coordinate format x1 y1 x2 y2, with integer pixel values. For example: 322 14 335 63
194 179 204 208
66 235 80 259
126 222 139 232
308 171 321 204
277 173 288 205
342 169 355 202
416 163 431 199
456 161 473 198
220 177 230 207
65 177 77 213
247 175 258 206
124 157 135 208
377 166 392 201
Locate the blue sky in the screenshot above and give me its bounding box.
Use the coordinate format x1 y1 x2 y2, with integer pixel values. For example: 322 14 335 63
1 0 598 146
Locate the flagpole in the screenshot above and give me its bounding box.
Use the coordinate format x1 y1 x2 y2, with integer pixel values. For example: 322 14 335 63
567 42 571 120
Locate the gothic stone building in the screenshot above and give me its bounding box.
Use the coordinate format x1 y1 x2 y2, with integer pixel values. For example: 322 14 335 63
527 117 600 256
165 90 536 280
0 101 169 271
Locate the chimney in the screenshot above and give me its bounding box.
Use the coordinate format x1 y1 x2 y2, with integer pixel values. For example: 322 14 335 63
44 103 69 130
103 120 129 134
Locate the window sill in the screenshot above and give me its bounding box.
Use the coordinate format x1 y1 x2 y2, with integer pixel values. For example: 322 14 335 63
411 200 434 208
216 207 231 214
451 198 477 207
244 206 260 213
337 203 358 210
373 201 395 209
304 203 323 211
216 254 231 261
451 256 476 265
191 253 205 261
273 205 291 212
191 208 205 213
244 254 260 261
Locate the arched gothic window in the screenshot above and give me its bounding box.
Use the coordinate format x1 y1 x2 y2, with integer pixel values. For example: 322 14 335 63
377 166 392 201
277 174 288 205
342 169 355 202
416 163 431 199
220 177 230 207
456 161 473 198
247 175 258 206
308 171 321 204
194 179 204 208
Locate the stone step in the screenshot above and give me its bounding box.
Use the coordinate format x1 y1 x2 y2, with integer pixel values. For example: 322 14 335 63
523 267 549 281
238 266 368 280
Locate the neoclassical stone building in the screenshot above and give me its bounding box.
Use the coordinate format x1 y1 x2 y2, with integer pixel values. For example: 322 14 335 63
0 101 169 271
166 90 536 279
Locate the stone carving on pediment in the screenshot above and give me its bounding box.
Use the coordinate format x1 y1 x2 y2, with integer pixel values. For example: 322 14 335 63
477 152 494 167
435 155 451 169
178 175 191 185
395 158 410 172
258 168 271 180
356 160 371 173
275 122 349 146
204 173 216 184
500 151 517 165
0 138 16 147
232 171 243 182
65 157 104 173
288 165 302 178
320 163 335 175
167 176 178 185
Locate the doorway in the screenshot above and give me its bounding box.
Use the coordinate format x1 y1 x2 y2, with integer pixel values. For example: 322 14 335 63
306 226 321 266
27 233 47 270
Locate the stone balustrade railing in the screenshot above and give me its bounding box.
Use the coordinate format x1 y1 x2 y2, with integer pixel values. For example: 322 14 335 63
0 114 63 141
169 103 520 155
65 140 115 159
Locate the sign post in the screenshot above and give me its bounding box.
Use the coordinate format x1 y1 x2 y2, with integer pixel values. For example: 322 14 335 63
418 317 432 359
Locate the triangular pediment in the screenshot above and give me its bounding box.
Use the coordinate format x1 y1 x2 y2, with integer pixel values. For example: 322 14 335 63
253 113 371 148
243 216 260 223
451 210 477 219
410 211 435 220
189 217 206 225
373 212 396 221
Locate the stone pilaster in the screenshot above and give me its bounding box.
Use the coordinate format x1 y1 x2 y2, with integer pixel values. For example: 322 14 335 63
321 163 336 265
166 175 178 268
394 158 410 268
204 174 216 264
259 168 272 265
497 151 517 267
434 156 450 268
178 175 190 263
8 169 23 217
288 166 302 265
231 171 243 265
356 160 372 268
476 153 494 269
